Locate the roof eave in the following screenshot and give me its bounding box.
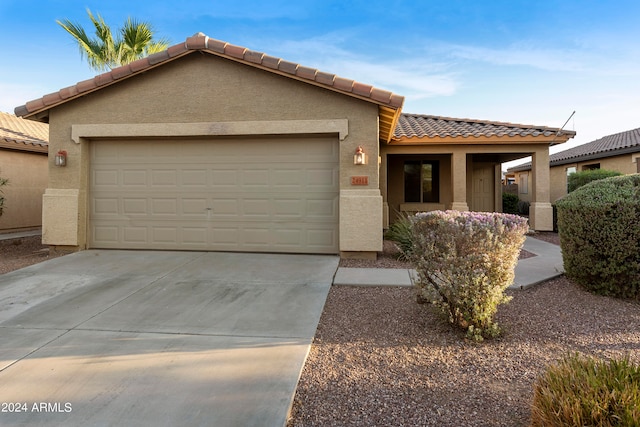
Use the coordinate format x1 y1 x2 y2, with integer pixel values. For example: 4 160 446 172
389 134 573 145
0 140 48 154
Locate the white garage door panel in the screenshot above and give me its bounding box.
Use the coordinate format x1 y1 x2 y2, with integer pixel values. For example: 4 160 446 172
90 137 339 253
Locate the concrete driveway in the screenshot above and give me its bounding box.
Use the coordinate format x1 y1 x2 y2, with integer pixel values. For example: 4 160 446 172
0 250 338 426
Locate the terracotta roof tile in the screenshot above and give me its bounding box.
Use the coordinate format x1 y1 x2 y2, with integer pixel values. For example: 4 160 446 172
15 33 404 118
244 50 264 64
25 98 45 112
315 71 335 86
0 112 48 153
185 34 207 50
206 39 226 54
260 54 280 69
42 92 62 106
76 78 97 94
111 64 133 80
224 44 246 59
394 113 576 140
147 51 168 65
333 76 354 92
59 85 79 99
370 88 392 104
389 94 404 109
166 43 187 58
552 127 640 163
278 59 298 75
296 65 317 80
352 81 373 97
94 72 114 86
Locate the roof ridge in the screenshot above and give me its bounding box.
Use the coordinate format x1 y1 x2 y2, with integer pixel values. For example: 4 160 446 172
16 33 404 118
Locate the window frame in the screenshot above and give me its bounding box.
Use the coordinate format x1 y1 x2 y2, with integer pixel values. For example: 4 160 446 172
403 160 440 203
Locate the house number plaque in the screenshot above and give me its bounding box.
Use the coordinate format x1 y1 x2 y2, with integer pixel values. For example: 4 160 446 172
351 175 369 185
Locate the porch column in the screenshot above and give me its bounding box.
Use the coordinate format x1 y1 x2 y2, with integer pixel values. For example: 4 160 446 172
529 147 553 230
449 152 469 211
379 152 390 228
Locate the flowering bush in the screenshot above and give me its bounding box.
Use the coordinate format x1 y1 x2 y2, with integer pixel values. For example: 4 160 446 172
409 210 528 341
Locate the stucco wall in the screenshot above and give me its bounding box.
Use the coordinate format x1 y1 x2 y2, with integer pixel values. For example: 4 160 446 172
0 149 48 232
549 153 639 202
45 53 381 253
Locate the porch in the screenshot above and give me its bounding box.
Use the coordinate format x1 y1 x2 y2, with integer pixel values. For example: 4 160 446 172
380 114 576 231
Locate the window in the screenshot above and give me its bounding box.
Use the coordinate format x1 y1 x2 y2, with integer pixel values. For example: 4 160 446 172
519 174 528 195
582 163 600 170
404 161 439 203
566 167 576 192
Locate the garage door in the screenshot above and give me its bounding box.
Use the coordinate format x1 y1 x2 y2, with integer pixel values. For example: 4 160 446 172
89 136 339 254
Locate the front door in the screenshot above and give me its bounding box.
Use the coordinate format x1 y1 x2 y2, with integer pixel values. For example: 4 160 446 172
471 163 495 212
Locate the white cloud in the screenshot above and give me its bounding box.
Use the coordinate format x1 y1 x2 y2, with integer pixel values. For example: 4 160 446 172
261 34 461 100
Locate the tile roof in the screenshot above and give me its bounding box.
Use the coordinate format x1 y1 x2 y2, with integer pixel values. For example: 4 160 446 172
393 113 576 141
15 33 404 119
0 112 48 154
509 126 640 171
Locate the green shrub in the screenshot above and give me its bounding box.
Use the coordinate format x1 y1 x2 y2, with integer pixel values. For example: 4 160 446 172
556 174 640 299
517 200 530 216
531 354 640 427
0 173 8 217
502 192 519 214
567 168 622 193
409 210 528 341
384 214 414 261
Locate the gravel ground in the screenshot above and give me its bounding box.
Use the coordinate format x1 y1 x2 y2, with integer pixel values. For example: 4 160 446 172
289 232 640 427
5 233 637 426
0 235 65 274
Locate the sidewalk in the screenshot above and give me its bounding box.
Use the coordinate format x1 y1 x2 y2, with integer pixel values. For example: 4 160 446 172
333 236 564 290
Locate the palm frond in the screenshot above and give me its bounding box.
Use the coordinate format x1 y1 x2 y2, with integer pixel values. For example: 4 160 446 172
58 9 171 72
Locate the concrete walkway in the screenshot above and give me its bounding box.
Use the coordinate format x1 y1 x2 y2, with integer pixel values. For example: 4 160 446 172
333 236 564 290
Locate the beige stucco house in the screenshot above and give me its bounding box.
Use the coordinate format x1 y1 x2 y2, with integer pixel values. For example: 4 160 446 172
0 112 48 232
509 127 640 203
15 34 574 257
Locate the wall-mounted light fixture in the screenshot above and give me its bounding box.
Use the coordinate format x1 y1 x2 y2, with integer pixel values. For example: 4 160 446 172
55 150 67 167
353 146 366 165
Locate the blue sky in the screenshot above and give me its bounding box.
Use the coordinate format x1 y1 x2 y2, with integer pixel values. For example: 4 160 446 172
2 0 639 160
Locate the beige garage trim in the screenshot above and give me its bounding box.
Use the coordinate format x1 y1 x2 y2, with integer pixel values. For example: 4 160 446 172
89 136 339 254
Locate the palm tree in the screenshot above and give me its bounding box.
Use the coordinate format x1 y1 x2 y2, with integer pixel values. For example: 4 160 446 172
57 9 170 73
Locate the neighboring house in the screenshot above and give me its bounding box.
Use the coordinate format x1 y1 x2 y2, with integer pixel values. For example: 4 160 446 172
0 112 48 232
15 34 574 258
509 127 640 203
